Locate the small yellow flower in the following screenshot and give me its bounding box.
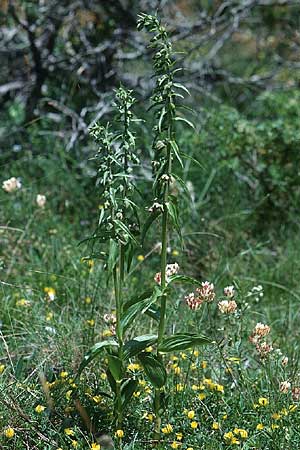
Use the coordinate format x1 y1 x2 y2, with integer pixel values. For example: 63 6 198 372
162 424 173 434
115 429 124 438
192 384 198 391
193 350 199 357
133 391 141 397
272 413 281 420
176 432 183 441
212 421 219 430
85 296 92 304
137 255 145 262
271 423 279 430
176 383 184 392
16 298 31 307
86 319 95 327
35 404 46 413
102 329 113 337
234 428 248 439
171 442 181 449
145 413 154 422
258 397 269 406
0 364 5 374
198 393 206 400
92 395 102 404
173 366 181 375
127 363 141 372
71 440 78 448
145 346 153 352
180 352 187 360
91 443 101 450
100 372 107 380
190 421 198 429
60 371 69 379
64 428 74 436
289 404 297 412
187 410 195 419
187 448 194 450
4 427 15 438
256 423 264 430
201 360 207 369
46 311 53 321
65 390 73 400
172 249 179 256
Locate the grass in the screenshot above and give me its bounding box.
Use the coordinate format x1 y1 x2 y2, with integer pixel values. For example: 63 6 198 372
1 146 300 450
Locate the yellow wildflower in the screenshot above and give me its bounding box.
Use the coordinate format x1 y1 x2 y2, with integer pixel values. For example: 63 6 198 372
187 410 195 419
258 397 269 406
176 383 184 392
64 428 74 436
71 440 78 448
190 421 198 429
35 404 46 413
85 296 92 304
212 422 219 430
60 371 69 379
86 319 95 327
0 364 5 374
162 424 173 434
4 427 15 438
91 444 101 450
115 429 124 438
198 393 206 400
256 423 264 430
137 255 145 262
201 360 207 369
171 442 181 449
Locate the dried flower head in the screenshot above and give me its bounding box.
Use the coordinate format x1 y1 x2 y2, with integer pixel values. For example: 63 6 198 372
250 323 271 343
223 285 235 298
281 356 289 367
185 292 203 310
292 387 300 401
36 194 46 208
279 381 291 393
2 177 22 192
218 300 237 314
256 341 273 358
196 281 215 303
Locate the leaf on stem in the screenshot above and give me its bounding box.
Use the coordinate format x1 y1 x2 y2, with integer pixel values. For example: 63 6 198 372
158 333 210 352
77 340 118 376
138 353 167 388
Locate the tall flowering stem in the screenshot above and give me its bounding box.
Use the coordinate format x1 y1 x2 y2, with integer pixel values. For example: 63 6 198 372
137 13 192 440
89 87 139 432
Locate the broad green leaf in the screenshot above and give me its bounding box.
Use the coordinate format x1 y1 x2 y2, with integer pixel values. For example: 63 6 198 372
170 140 183 168
173 82 191 96
175 116 195 129
107 355 123 381
123 334 157 359
141 210 161 245
167 274 203 286
123 290 154 310
181 152 204 169
121 379 138 408
166 200 182 240
158 333 210 353
138 353 167 388
108 239 118 274
121 287 161 332
77 340 118 376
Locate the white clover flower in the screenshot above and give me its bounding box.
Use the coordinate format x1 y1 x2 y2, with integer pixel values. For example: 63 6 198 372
2 177 22 192
196 281 215 303
279 381 291 393
218 300 237 314
223 285 235 298
36 194 46 208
